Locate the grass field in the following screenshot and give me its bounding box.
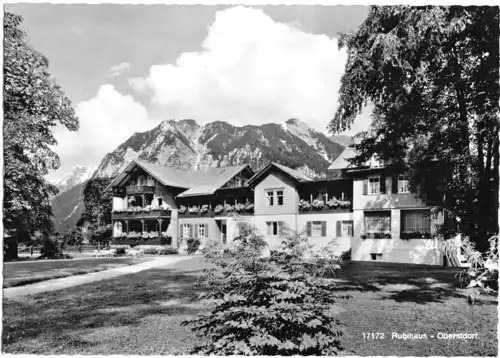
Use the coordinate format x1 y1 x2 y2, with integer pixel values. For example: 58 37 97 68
3 257 152 288
2 258 497 356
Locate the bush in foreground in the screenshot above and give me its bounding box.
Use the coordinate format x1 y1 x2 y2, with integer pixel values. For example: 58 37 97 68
182 226 346 355
187 238 200 254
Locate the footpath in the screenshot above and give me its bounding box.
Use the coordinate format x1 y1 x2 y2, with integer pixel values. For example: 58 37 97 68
3 255 193 299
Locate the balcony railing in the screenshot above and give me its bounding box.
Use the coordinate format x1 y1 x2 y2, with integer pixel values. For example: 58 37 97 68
126 185 154 195
112 209 172 219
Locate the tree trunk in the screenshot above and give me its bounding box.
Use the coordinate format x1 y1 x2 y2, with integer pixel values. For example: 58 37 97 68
4 234 19 260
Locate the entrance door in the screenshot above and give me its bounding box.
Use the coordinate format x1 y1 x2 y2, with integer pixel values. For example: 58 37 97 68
221 224 227 245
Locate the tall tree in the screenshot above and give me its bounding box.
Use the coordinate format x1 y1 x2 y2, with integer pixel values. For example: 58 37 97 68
77 177 113 234
3 13 79 259
329 6 499 252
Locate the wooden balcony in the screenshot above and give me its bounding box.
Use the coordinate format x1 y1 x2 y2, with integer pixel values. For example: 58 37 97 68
178 209 215 218
112 209 172 220
126 185 154 195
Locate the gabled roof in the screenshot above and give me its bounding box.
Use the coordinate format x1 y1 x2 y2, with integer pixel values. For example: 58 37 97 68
247 162 313 186
328 147 357 170
105 160 253 196
176 165 253 198
105 160 194 191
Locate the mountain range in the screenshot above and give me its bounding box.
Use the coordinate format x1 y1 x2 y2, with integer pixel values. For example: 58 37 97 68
51 118 349 233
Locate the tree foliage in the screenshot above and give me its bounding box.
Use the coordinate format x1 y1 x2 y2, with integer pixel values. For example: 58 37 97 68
329 6 499 251
182 226 346 355
3 12 79 258
78 177 113 229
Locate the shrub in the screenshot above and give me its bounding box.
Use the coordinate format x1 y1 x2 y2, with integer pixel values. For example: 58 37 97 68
182 224 346 355
441 235 498 295
187 238 201 254
40 236 62 258
157 247 179 255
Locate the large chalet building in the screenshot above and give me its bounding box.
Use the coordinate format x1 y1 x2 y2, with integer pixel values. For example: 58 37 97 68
107 150 444 266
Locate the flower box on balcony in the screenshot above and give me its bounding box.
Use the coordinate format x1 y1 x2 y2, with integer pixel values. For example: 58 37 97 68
361 233 392 239
112 208 172 218
178 209 215 218
400 232 432 240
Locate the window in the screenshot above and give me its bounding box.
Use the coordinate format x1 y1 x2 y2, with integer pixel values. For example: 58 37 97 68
306 221 326 237
266 221 282 236
183 224 191 238
137 176 145 185
364 211 391 234
311 221 323 237
235 177 242 187
402 210 431 234
398 175 410 193
198 224 206 237
276 190 284 205
342 221 353 237
369 177 380 195
157 198 163 207
266 189 284 206
266 191 274 206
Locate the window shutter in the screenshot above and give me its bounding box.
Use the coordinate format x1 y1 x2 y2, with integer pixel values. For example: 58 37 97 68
336 221 341 237
392 175 398 194
194 224 198 237
321 222 327 237
306 222 312 237
205 224 209 237
348 220 354 237
363 179 368 195
380 176 386 194
266 222 272 235
189 224 193 237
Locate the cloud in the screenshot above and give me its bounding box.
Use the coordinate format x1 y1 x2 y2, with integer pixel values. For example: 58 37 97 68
53 84 160 169
130 6 351 133
108 62 131 78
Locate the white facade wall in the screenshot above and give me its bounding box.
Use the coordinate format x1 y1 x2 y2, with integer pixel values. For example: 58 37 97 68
352 175 444 265
297 211 354 253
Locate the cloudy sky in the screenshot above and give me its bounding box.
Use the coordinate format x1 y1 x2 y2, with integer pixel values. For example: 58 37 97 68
6 4 371 181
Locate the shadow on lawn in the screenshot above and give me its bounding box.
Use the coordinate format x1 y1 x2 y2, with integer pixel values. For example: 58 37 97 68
2 268 210 348
332 262 493 305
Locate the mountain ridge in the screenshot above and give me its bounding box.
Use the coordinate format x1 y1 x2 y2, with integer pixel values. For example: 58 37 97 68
52 118 347 232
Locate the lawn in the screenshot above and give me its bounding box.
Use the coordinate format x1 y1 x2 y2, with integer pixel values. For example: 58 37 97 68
3 257 152 288
2 258 498 356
